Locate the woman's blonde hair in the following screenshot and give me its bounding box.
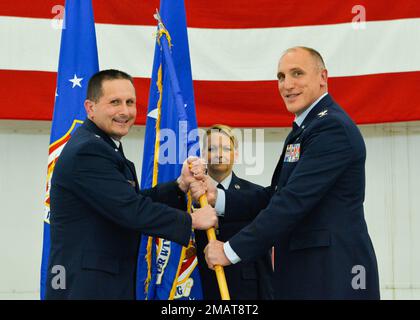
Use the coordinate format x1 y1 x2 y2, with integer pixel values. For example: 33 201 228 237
204 124 238 150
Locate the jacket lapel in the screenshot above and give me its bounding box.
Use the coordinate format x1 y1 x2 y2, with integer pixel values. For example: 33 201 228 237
271 126 301 188
83 119 140 193
228 172 241 191
270 94 334 188
125 159 140 193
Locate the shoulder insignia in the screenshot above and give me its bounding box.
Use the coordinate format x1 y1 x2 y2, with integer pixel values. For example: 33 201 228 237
318 110 328 117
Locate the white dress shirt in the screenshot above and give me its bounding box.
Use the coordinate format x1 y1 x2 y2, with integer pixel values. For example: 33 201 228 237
111 137 121 149
209 173 232 217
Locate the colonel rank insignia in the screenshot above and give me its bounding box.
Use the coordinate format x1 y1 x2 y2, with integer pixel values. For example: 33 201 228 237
318 109 328 117
284 143 301 162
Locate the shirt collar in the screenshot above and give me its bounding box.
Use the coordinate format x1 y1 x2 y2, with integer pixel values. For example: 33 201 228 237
209 172 233 190
294 92 328 127
111 138 121 149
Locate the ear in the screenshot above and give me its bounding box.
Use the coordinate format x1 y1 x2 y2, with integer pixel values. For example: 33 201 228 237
84 100 95 119
320 69 328 87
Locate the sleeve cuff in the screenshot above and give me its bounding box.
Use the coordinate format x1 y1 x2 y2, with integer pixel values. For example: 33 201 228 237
224 241 241 264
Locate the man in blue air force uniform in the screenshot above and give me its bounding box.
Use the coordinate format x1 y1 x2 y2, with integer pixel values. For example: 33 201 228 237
46 69 217 299
200 47 380 299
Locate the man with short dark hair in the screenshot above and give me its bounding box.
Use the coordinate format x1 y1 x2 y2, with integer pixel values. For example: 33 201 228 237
46 69 217 299
199 47 380 299
86 69 134 103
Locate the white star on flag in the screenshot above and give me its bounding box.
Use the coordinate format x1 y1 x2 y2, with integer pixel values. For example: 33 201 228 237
69 74 83 88
147 108 158 120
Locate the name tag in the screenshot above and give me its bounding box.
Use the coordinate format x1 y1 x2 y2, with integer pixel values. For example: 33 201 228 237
284 143 300 162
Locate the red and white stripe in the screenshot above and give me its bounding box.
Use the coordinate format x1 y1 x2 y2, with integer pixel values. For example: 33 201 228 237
1 0 419 127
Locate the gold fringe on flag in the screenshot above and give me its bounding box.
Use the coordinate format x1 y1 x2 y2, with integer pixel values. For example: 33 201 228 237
144 63 164 298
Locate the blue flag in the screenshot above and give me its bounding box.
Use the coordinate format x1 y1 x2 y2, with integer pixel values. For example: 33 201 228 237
136 0 202 300
40 0 99 299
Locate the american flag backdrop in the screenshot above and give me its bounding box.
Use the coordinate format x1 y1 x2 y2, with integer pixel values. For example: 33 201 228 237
0 0 419 127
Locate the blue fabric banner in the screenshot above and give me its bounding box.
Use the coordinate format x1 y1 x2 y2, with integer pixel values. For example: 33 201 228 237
136 0 202 300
